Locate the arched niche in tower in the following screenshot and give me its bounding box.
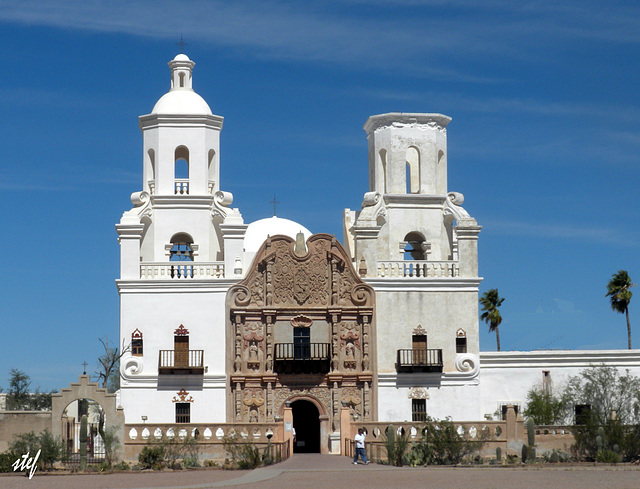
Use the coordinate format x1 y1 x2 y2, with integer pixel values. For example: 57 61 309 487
169 232 194 261
207 149 216 193
406 146 420 194
140 216 154 261
403 231 426 260
378 148 387 194
174 146 190 194
146 149 156 193
443 211 456 261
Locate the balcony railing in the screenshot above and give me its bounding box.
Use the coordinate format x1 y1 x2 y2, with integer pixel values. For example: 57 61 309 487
140 262 225 279
158 350 204 374
175 179 189 195
396 349 443 373
376 261 459 278
274 343 330 374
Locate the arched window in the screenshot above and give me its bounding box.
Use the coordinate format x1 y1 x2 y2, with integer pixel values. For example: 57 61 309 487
174 146 189 194
170 233 194 262
379 149 387 194
208 149 216 193
403 232 426 261
406 146 420 194
147 149 156 194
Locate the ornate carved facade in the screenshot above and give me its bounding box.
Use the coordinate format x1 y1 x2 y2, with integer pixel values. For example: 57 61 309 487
226 233 375 429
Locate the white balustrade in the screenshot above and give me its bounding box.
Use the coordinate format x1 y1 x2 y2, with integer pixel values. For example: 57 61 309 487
175 179 189 195
140 262 225 279
376 260 459 278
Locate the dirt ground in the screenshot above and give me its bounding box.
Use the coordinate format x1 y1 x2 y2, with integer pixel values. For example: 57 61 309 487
1 454 639 489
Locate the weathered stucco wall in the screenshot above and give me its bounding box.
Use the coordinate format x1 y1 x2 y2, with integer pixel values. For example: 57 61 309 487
0 411 52 453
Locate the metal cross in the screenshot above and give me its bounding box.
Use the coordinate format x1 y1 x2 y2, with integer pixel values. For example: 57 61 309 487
82 361 88 375
177 35 188 54
270 194 280 216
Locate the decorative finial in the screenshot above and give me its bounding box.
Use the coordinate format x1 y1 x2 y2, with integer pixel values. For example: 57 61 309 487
177 34 188 54
270 194 280 217
82 361 88 375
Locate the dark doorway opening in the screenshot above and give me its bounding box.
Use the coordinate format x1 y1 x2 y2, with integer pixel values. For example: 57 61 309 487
291 399 320 453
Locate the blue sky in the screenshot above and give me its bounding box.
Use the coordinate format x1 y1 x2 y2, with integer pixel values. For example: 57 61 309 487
0 1 638 391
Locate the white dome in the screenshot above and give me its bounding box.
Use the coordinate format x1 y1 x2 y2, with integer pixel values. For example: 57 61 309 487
152 90 212 115
244 217 312 253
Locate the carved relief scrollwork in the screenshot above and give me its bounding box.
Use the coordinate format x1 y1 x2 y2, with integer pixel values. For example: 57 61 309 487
351 284 372 306
231 285 251 307
362 326 370 372
243 388 265 422
274 388 331 417
234 383 242 422
234 316 242 372
342 387 362 418
339 322 360 348
363 382 370 420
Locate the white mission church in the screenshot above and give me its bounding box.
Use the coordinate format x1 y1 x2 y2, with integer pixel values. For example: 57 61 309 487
116 53 640 454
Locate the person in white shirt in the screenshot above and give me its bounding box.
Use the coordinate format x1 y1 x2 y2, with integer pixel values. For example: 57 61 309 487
353 428 369 465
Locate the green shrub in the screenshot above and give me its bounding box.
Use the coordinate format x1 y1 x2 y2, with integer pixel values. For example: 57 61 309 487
113 461 131 471
596 449 620 463
9 430 64 471
138 445 165 469
0 452 17 473
102 425 121 468
383 425 410 466
222 436 263 469
409 417 485 466
621 425 640 462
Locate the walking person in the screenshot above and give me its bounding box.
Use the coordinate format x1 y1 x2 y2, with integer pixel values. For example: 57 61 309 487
353 428 370 465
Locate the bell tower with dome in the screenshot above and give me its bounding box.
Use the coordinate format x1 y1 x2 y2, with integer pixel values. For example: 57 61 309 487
116 53 247 425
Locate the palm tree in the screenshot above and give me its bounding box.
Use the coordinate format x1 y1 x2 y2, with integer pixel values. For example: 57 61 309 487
605 270 636 349
480 289 505 351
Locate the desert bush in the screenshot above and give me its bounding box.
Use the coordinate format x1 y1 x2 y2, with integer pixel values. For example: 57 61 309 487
138 445 165 469
409 417 485 465
222 436 264 469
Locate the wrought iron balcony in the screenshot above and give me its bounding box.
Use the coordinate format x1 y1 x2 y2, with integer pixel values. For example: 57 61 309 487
274 343 330 374
158 350 204 374
396 349 443 373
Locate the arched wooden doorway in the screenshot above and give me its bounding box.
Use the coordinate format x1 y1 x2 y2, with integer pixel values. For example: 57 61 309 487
291 399 320 453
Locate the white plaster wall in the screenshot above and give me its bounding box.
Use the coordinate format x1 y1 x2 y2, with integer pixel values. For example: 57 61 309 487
370 285 480 373
119 377 227 424
118 283 233 423
478 350 640 420
378 376 481 421
141 119 221 196
149 205 220 262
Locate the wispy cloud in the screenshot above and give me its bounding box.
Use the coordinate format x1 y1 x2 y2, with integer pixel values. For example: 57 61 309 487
482 218 640 248
2 1 639 74
357 88 640 123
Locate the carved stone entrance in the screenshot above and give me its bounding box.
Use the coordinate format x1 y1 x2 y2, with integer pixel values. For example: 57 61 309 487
226 234 376 452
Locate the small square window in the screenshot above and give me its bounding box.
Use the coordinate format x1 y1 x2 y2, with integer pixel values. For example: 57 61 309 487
412 399 427 422
175 403 191 423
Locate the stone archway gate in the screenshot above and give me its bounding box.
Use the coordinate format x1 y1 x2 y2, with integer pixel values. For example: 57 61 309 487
51 375 125 459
